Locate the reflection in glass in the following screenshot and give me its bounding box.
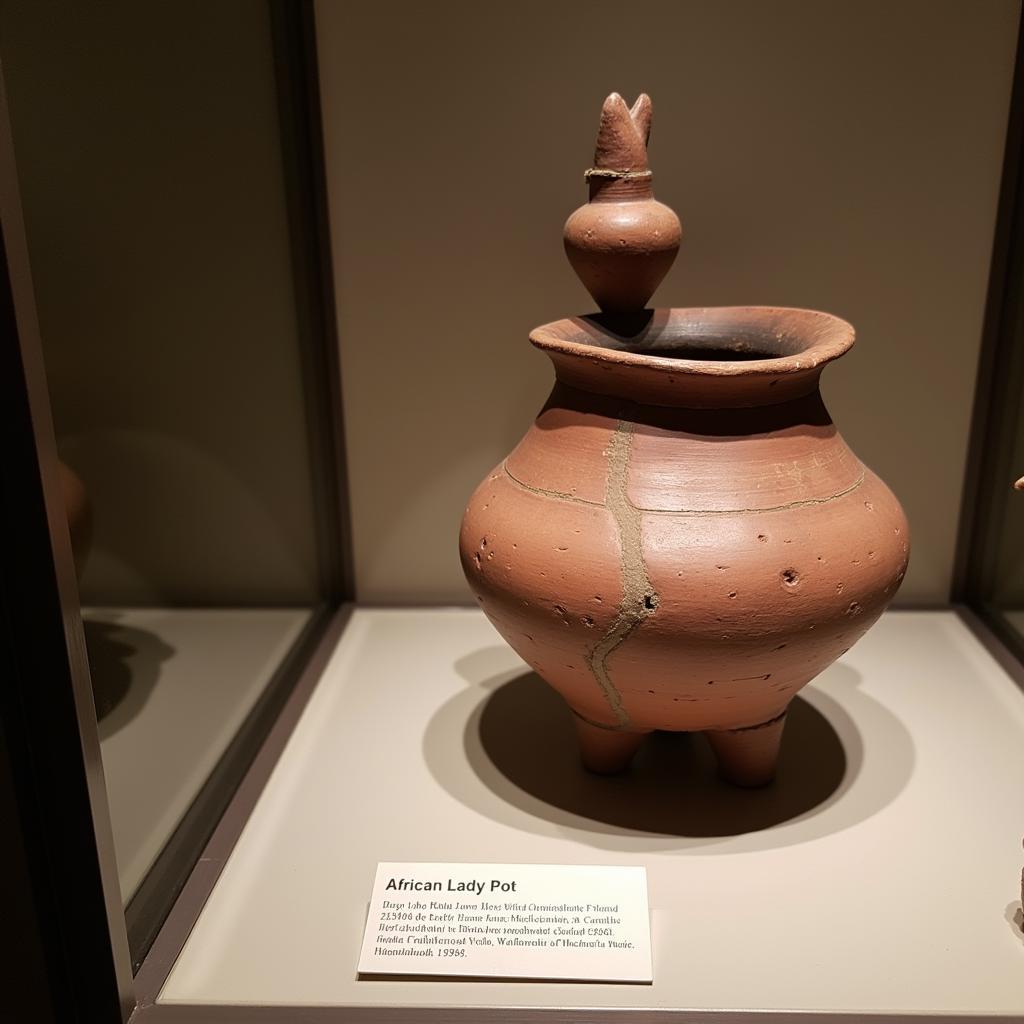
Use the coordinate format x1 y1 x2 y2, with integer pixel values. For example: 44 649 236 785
0 0 337 962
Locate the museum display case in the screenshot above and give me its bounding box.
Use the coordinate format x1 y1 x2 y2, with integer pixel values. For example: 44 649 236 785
0 0 349 981
1 2 1023 1022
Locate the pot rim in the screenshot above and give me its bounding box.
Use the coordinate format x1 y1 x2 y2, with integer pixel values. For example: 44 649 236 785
529 306 855 379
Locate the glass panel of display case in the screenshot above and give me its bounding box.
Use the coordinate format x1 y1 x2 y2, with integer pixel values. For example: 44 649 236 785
961 100 1024 661
0 0 344 965
973 360 1024 645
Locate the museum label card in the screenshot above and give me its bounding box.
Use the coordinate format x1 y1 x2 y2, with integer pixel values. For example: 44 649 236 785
357 862 652 982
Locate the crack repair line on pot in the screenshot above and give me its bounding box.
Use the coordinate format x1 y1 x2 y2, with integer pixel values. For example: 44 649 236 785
502 463 606 507
568 705 637 732
722 709 788 733
636 471 867 516
585 421 659 731
503 462 866 516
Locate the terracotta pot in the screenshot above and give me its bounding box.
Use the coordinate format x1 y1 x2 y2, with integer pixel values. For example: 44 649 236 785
460 309 908 786
459 94 908 786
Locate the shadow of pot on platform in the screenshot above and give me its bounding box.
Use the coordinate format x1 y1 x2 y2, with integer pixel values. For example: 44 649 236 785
474 670 846 837
421 646 915 854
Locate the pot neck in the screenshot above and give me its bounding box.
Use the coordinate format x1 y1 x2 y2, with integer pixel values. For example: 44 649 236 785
586 174 654 203
529 307 854 410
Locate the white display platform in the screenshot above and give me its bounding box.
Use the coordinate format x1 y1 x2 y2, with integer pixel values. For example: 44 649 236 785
160 609 1024 1014
87 607 312 901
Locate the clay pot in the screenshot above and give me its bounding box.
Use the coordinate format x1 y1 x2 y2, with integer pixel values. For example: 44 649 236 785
459 307 909 785
460 93 908 786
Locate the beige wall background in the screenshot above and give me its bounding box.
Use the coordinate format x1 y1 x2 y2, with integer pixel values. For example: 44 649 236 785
317 0 1019 607
2 0 320 606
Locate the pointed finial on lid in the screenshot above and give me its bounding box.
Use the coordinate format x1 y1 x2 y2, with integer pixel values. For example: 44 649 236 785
593 92 650 171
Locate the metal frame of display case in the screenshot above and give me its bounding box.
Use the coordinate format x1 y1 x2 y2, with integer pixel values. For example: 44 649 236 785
2 2 1024 1022
954 0 1024 669
0 69 133 1023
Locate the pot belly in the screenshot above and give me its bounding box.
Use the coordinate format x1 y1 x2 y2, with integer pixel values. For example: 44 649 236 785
611 468 907 730
460 462 908 734
459 465 628 720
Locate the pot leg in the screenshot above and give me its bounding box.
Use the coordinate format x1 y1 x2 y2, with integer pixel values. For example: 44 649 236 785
573 717 649 775
704 710 788 787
